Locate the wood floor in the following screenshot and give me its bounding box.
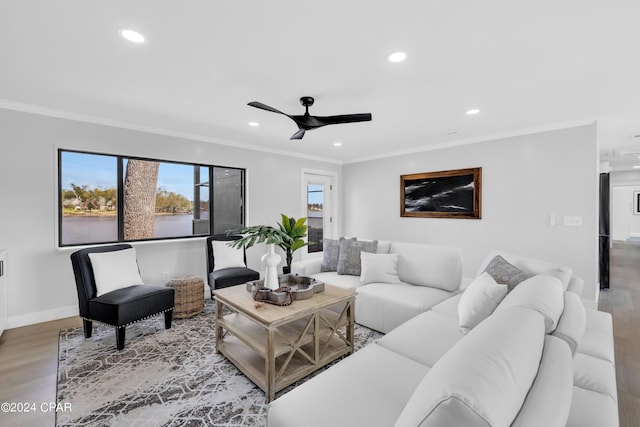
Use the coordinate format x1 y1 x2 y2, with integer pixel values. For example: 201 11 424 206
0 244 639 427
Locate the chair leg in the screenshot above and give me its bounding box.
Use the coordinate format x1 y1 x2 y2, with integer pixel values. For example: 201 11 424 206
165 310 173 329
82 319 93 338
116 327 126 351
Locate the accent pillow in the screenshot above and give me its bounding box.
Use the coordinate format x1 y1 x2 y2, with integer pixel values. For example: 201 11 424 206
458 272 508 333
212 240 246 271
321 238 354 272
484 255 534 291
360 253 402 285
337 239 378 276
88 248 144 297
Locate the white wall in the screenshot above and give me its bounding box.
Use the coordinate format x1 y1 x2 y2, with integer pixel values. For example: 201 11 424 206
610 171 640 241
611 185 640 241
342 124 600 301
0 108 339 327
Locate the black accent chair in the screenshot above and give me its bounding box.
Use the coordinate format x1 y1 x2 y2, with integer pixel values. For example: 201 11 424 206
206 235 260 298
70 244 175 351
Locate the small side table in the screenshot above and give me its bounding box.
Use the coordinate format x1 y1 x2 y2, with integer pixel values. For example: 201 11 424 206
165 275 205 318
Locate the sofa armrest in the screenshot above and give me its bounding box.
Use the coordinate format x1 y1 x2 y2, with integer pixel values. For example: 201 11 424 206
291 258 322 276
567 275 584 297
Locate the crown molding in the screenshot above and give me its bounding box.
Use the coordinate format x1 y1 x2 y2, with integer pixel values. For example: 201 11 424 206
0 99 342 165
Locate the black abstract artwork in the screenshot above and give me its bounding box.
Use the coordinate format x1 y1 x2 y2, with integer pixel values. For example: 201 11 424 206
401 168 482 219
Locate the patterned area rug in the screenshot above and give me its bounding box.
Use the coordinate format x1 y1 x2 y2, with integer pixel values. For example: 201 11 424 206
57 300 383 426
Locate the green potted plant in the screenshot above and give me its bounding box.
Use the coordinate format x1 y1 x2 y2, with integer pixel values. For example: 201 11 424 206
277 214 309 274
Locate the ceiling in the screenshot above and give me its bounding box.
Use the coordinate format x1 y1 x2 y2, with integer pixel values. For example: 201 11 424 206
2 1 640 165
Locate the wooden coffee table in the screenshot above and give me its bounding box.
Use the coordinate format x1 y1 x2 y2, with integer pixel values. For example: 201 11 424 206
214 283 355 402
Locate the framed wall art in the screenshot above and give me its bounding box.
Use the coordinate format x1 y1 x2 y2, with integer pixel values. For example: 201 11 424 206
634 191 640 215
400 167 482 219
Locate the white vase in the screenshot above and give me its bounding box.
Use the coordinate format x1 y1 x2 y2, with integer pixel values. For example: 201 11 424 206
262 243 281 290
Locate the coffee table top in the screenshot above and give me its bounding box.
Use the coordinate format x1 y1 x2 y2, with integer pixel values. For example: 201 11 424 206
214 283 354 327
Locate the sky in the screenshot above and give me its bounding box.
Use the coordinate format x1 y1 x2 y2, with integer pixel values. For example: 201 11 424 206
61 151 200 199
62 151 324 205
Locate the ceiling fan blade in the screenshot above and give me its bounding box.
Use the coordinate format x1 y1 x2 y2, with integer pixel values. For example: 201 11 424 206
247 101 286 115
290 129 306 140
315 113 372 126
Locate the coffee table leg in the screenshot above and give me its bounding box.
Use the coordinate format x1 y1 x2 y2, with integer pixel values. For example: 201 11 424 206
266 327 276 402
348 299 355 354
215 299 223 354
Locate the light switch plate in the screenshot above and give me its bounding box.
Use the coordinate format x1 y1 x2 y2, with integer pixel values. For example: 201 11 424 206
563 216 583 227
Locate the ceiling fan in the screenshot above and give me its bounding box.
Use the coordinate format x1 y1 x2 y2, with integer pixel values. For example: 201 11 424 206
247 96 372 140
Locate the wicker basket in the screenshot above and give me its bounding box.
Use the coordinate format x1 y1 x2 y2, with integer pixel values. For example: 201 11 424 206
165 275 204 318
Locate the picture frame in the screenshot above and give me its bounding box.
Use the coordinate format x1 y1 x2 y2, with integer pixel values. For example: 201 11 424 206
400 167 482 219
634 191 640 215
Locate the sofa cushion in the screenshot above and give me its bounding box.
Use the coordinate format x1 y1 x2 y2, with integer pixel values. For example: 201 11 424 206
267 343 430 427
458 272 508 333
376 310 463 368
552 291 586 355
430 293 462 318
573 352 618 403
577 308 615 366
360 252 401 285
567 386 620 427
355 283 451 333
309 271 363 290
477 250 573 291
337 239 378 275
88 248 144 297
483 255 535 291
390 242 462 291
321 237 354 272
394 307 546 427
494 275 564 333
511 336 573 427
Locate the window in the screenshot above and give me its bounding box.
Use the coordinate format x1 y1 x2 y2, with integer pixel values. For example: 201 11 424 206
303 173 334 254
58 149 245 246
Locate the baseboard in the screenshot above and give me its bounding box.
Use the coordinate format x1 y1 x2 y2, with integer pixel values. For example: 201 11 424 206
6 305 79 329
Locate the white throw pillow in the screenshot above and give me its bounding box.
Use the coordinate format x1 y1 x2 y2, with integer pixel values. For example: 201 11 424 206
458 272 508 333
89 248 144 297
212 240 246 271
360 252 402 285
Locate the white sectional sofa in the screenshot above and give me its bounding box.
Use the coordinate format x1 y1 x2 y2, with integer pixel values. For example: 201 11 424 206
292 240 464 333
273 244 618 427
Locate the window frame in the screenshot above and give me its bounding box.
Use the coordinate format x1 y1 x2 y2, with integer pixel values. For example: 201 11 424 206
57 148 245 247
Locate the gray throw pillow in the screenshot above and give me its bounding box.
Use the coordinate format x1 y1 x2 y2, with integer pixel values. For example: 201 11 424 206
337 239 378 276
484 255 535 291
321 238 350 272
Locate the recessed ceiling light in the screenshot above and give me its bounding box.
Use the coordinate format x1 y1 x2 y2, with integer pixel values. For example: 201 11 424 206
388 52 407 63
119 28 145 43
248 122 259 127
466 109 480 115
634 165 640 169
333 142 342 147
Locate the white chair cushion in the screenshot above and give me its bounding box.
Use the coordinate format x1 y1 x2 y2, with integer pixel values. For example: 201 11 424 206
394 307 546 427
88 248 144 297
552 291 587 355
212 240 246 271
360 252 402 285
458 272 508 333
495 275 564 333
577 308 615 366
390 242 462 291
430 294 462 318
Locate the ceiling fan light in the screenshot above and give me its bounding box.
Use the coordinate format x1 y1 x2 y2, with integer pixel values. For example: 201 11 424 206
388 52 407 63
